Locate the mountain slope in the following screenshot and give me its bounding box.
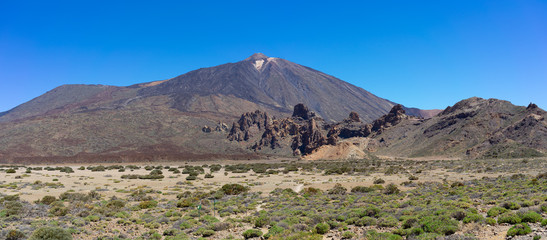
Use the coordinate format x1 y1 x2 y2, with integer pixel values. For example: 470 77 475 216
0 53 439 163
137 53 397 122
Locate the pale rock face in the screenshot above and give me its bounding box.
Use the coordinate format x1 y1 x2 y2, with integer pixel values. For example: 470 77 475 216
253 59 265 71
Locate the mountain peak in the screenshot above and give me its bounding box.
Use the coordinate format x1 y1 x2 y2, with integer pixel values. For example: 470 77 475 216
245 53 269 61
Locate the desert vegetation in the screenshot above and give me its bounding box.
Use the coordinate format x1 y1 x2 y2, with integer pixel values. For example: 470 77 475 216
0 158 545 239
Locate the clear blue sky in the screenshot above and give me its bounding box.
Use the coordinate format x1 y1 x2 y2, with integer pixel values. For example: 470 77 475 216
1 0 546 112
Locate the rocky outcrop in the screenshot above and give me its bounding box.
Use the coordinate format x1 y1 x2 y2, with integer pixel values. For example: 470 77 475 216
227 110 271 141
292 103 316 120
229 104 409 157
371 104 408 133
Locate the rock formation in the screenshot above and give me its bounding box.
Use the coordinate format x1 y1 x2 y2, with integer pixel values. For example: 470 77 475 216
229 103 409 157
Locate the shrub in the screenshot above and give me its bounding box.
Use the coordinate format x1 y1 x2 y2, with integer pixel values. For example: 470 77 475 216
139 200 158 209
221 184 249 195
498 213 521 224
506 223 531 237
355 217 376 226
462 213 484 223
378 215 399 227
40 195 57 205
521 211 543 223
185 175 197 181
327 183 347 195
315 223 330 234
384 183 400 195
204 173 213 178
351 186 373 193
6 169 16 173
195 228 215 237
502 202 521 210
420 216 459 235
49 206 69 216
242 229 262 239
402 218 418 229
29 227 72 240
6 229 25 240
541 218 547 226
486 217 497 226
541 203 547 213
255 214 270 228
408 175 419 180
300 187 322 195
341 231 356 239
487 206 508 217
451 211 467 221
373 178 385 184
364 230 403 240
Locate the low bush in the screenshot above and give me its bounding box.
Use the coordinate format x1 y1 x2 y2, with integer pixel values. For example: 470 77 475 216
139 200 158 209
327 183 347 195
242 229 262 239
29 227 72 240
420 215 459 235
498 213 521 224
521 211 543 223
221 184 249 195
384 183 400 195
506 223 531 237
373 178 385 184
351 186 374 193
315 222 330 234
487 206 508 217
5 229 25 240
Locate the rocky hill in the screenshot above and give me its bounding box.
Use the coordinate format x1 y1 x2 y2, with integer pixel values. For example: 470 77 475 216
229 98 546 160
372 97 547 159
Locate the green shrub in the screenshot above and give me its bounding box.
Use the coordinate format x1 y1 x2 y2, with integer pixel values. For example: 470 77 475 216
315 223 329 234
384 183 400 195
364 230 402 240
420 216 459 235
300 187 322 195
506 223 532 237
242 229 262 239
255 214 270 228
541 203 547 213
462 213 484 223
377 215 399 227
6 169 16 173
40 195 56 205
502 202 521 210
355 216 376 226
327 183 347 195
498 213 521 224
541 218 547 226
49 206 69 216
486 217 497 226
350 186 374 193
521 211 543 223
341 231 356 239
373 178 385 184
138 200 158 209
6 229 25 240
487 206 508 217
29 227 72 240
195 228 215 237
221 184 249 195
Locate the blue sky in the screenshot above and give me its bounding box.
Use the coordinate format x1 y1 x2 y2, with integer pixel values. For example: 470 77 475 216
1 0 546 112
